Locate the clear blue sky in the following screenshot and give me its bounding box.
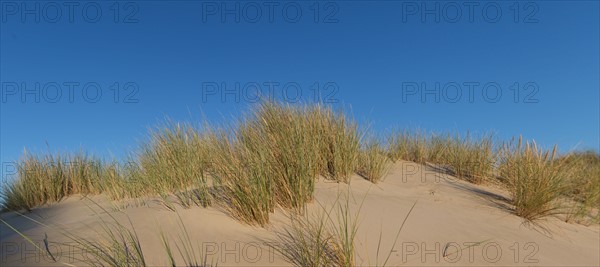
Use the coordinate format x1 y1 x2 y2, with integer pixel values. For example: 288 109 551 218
1 1 599 179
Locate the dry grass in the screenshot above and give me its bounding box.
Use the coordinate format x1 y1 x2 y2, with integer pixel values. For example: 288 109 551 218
250 103 320 210
206 127 275 226
138 121 212 208
387 130 428 164
1 152 112 211
441 133 496 184
273 210 341 267
311 106 360 183
498 137 570 221
357 138 391 183
207 102 361 225
561 151 600 223
387 131 496 184
1 102 597 225
0 101 362 226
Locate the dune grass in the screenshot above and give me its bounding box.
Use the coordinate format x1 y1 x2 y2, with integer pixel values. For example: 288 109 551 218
561 151 600 223
1 101 598 224
422 133 451 164
387 130 598 221
206 127 275 226
0 122 213 212
138 121 212 208
387 131 496 184
386 130 428 164
0 153 113 211
329 194 361 267
357 138 391 183
273 208 341 267
316 107 360 183
3 100 600 267
441 133 496 184
207 102 361 225
498 137 571 221
249 103 319 210
0 101 361 226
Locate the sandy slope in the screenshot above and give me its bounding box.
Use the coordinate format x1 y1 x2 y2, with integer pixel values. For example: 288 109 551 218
1 161 598 266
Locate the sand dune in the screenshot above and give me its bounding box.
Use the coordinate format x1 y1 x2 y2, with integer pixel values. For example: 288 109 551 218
1 160 598 266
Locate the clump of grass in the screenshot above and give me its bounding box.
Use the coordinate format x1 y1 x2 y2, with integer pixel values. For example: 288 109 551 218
561 151 600 223
101 159 148 202
1 122 214 212
138 121 211 208
499 136 570 221
386 130 450 164
273 210 340 267
329 192 361 267
208 101 361 225
386 130 428 164
424 133 452 164
206 127 275 226
357 138 391 183
387 130 496 184
251 102 319 210
312 106 360 183
443 133 496 184
1 152 111 211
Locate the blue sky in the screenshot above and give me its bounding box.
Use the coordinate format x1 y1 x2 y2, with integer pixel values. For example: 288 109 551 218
1 1 599 178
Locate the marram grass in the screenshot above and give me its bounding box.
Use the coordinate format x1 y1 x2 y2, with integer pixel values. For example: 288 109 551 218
138 121 212 207
1 102 598 224
357 138 391 183
207 102 361 225
1 152 112 211
498 137 570 221
560 151 600 223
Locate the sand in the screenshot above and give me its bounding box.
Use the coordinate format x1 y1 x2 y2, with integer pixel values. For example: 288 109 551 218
1 160 599 266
